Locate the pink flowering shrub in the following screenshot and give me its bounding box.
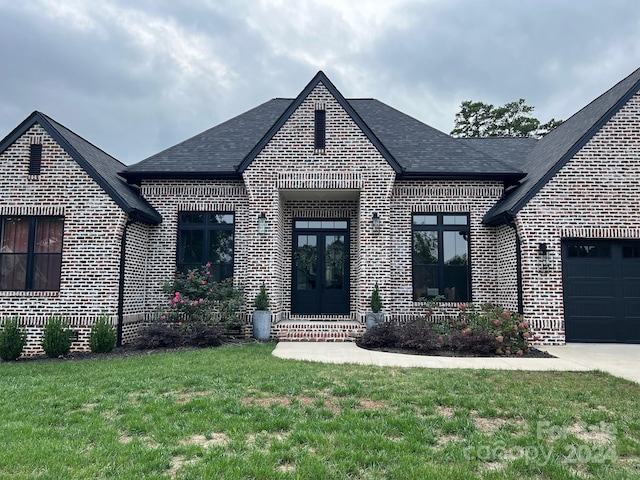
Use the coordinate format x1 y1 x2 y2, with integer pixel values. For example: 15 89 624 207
161 263 244 330
450 303 532 355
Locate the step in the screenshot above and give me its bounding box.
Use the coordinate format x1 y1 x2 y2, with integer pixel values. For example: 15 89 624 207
275 320 366 342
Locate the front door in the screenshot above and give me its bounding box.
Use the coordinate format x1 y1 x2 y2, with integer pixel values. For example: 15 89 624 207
292 220 349 315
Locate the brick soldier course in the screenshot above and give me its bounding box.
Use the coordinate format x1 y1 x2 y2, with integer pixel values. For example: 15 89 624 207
2 69 640 355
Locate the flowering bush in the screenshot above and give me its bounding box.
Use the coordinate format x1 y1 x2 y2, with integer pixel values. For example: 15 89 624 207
161 263 244 331
357 301 534 356
449 303 532 355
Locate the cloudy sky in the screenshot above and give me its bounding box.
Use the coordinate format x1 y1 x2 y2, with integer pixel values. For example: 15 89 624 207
1 0 640 165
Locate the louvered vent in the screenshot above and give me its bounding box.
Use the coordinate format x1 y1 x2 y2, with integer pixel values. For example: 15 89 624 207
314 103 326 152
29 143 43 175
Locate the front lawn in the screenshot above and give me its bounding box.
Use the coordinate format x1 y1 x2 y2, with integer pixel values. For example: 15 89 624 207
1 344 639 479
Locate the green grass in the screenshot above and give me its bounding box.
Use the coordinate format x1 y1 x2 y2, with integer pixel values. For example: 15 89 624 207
1 344 639 479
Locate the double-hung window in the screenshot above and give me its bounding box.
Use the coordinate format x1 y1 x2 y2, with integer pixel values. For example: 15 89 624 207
412 213 470 302
0 216 64 291
177 212 234 281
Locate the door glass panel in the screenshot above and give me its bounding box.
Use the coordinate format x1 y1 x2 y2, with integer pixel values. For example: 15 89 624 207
567 244 611 258
325 235 345 290
295 235 317 290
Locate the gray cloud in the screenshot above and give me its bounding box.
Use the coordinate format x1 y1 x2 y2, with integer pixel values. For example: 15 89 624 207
1 0 639 164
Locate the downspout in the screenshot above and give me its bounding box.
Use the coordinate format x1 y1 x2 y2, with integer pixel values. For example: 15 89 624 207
506 218 524 315
117 215 137 347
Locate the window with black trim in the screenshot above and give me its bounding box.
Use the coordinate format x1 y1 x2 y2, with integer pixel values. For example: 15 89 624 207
177 212 234 280
0 216 64 291
412 213 470 302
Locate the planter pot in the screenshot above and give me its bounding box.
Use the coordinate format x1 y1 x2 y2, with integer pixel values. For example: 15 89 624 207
252 310 271 341
365 312 385 330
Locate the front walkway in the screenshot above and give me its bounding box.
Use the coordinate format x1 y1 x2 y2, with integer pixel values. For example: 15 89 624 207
272 342 640 384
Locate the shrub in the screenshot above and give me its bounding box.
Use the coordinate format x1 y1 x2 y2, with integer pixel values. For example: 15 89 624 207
253 282 270 310
133 323 182 350
447 330 499 355
0 317 27 361
182 322 224 348
41 316 73 358
395 318 443 352
161 264 245 331
369 283 383 313
357 322 399 349
89 316 116 354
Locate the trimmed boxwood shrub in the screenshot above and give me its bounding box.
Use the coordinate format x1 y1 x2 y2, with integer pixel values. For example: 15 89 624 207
89 316 117 354
41 316 73 358
0 317 27 361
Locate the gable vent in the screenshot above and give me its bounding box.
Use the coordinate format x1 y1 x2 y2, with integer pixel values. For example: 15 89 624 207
29 143 43 176
314 103 326 153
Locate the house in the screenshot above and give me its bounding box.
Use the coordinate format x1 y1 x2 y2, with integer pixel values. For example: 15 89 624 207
2 68 640 355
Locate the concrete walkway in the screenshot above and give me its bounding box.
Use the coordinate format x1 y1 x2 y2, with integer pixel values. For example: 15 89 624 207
272 342 640 384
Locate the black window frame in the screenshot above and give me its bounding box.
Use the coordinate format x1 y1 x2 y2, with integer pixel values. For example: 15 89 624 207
176 212 234 281
412 213 471 302
0 216 64 291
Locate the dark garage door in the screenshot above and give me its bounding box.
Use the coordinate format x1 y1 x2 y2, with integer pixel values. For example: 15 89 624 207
562 240 640 343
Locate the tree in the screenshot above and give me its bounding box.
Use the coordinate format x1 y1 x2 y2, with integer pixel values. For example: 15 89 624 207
450 98 562 138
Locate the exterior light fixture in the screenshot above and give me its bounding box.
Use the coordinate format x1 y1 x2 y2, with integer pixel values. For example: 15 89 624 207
538 243 548 255
538 242 550 272
258 212 267 234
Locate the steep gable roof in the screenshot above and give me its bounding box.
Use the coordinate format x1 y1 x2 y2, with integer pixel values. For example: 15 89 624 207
236 71 403 174
351 100 524 181
122 99 293 183
483 66 640 226
122 72 524 183
0 111 161 224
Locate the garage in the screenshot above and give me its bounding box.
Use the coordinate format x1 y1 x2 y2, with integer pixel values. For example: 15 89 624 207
562 240 640 343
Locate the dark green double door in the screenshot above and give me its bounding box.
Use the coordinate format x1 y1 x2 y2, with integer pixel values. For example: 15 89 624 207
292 220 349 315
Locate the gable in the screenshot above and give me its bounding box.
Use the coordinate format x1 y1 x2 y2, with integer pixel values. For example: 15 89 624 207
0 112 161 224
237 71 402 174
484 66 640 226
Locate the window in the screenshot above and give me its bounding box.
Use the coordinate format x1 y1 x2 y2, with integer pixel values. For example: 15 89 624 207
29 143 43 175
314 106 326 151
177 212 234 281
412 214 470 302
0 216 64 291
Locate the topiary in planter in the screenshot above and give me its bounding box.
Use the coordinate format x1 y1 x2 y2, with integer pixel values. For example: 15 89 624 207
0 317 27 361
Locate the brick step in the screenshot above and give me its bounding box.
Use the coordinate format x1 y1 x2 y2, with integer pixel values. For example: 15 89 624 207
275 320 366 342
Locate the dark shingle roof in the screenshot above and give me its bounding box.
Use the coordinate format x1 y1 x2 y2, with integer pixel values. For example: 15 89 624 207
0 111 161 224
457 137 538 170
483 66 640 225
122 72 524 183
350 100 524 180
123 99 293 182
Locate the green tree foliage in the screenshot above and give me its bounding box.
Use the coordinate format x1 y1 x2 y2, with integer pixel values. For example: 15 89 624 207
369 283 383 313
451 99 562 138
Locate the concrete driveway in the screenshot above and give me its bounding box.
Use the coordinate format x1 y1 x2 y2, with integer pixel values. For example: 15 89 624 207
272 342 640 384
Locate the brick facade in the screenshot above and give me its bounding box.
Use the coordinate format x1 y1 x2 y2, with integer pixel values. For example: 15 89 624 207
516 92 640 344
4 74 640 355
0 124 144 355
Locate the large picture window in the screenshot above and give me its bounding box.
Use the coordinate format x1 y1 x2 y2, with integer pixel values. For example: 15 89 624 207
412 214 470 302
0 216 64 291
177 212 234 281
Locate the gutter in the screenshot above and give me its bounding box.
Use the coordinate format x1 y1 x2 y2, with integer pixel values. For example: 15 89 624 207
116 214 137 347
506 218 524 315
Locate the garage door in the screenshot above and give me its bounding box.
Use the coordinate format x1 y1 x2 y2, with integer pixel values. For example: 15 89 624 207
562 240 640 343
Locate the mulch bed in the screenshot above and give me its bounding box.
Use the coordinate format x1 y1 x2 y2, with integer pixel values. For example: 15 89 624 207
357 344 556 358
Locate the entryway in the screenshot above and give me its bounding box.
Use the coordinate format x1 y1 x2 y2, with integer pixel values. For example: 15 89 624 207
291 219 349 315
